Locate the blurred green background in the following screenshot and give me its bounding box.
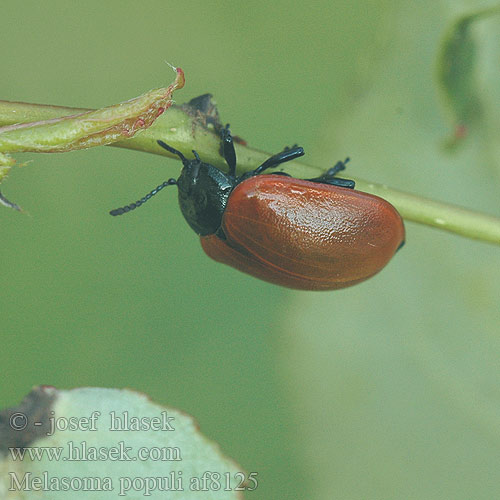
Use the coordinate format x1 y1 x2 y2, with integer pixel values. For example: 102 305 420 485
2 1 500 498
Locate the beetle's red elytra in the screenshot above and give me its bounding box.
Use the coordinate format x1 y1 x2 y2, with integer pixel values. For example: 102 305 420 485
110 122 405 290
201 174 405 290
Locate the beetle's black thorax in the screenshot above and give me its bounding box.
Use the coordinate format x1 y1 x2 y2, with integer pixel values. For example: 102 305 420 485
176 160 235 236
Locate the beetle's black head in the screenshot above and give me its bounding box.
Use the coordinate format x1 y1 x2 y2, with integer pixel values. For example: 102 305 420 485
109 139 237 235
175 151 235 236
154 139 238 236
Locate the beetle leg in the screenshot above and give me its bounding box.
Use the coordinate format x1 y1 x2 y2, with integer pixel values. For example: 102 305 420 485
326 158 350 176
308 158 355 189
269 171 292 177
312 177 356 188
220 124 237 177
253 146 305 175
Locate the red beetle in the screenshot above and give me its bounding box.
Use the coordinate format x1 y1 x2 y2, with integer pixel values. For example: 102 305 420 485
110 126 405 290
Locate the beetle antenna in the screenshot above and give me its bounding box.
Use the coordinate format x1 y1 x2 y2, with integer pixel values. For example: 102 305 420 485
157 140 189 164
109 179 177 216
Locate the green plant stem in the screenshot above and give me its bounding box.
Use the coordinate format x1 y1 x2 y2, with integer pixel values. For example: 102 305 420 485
1 100 499 245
